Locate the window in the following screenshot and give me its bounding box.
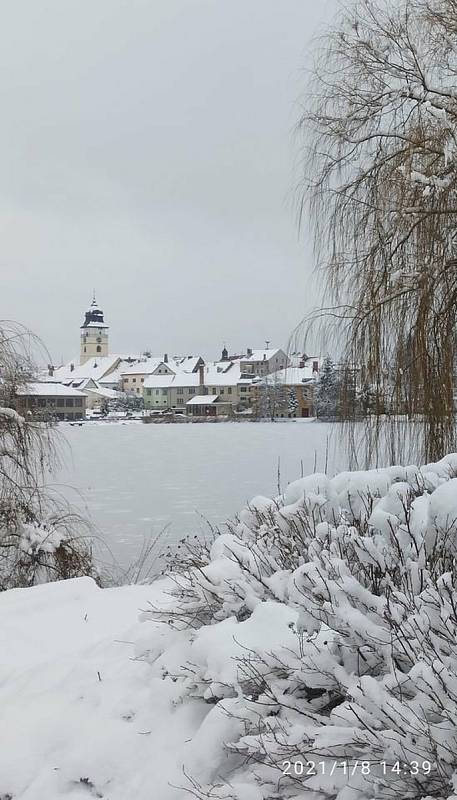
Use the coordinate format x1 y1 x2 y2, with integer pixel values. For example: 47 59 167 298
220 388 224 394
84 346 86 353
65 398 74 407
141 378 144 383
74 398 83 407
177 387 184 394
212 388 217 394
155 389 159 395
132 378 136 383
146 389 151 396
96 346 102 353
228 387 232 394
188 387 194 393
38 398 46 407
177 398 184 405
240 387 247 392
57 398 65 407
162 389 167 395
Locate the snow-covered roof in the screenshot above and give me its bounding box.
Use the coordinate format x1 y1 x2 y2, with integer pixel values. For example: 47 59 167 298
186 395 219 405
120 358 176 377
143 361 257 390
97 368 124 386
173 356 202 373
16 383 87 397
203 363 243 385
84 386 122 399
52 356 123 383
260 367 319 386
81 321 109 329
143 374 177 389
240 349 283 362
80 295 108 328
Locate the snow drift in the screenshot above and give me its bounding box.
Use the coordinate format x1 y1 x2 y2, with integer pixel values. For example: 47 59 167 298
5 455 457 799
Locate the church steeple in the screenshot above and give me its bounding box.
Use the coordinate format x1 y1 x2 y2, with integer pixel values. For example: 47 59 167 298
80 293 109 364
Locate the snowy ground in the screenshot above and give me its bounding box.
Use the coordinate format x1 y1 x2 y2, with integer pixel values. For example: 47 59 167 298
54 421 341 571
0 577 204 800
4 453 457 799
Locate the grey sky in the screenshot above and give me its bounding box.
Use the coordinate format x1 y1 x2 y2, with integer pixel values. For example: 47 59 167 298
1 0 337 362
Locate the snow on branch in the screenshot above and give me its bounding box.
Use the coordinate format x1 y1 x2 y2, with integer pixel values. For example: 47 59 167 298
139 454 457 799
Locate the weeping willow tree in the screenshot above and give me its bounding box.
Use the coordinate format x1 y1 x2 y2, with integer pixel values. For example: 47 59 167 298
0 322 94 589
299 0 457 463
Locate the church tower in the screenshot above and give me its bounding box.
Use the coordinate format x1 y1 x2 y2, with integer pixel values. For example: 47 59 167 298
80 293 109 364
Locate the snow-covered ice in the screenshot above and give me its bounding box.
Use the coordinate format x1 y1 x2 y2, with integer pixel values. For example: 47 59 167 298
55 421 341 570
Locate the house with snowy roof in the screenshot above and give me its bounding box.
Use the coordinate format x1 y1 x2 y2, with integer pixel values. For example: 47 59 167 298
15 383 86 421
143 360 257 412
252 362 320 418
121 352 206 396
186 395 233 417
239 347 289 377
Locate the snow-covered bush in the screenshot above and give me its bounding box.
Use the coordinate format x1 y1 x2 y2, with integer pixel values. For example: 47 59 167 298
140 454 457 799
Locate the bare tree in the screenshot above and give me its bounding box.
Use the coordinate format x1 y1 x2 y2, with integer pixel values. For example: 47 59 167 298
299 0 457 462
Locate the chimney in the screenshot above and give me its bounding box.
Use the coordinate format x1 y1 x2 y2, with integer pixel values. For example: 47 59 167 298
263 353 266 360
164 353 168 363
313 360 319 372
70 363 74 372
247 348 252 357
48 364 54 377
199 363 205 386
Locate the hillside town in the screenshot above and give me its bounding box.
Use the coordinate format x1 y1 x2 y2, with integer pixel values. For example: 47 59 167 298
15 296 322 422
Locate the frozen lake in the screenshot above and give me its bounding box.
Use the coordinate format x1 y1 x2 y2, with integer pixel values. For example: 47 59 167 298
54 421 343 573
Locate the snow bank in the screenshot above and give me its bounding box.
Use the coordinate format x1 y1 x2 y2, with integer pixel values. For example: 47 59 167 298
0 577 203 800
5 454 457 799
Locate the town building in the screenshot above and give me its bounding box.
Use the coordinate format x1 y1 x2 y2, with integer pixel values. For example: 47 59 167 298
143 360 258 412
41 295 317 420
252 359 320 418
239 348 289 376
120 355 205 396
15 383 86 421
186 395 233 417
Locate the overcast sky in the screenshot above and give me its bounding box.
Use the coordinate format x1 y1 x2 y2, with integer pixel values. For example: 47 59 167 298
1 0 337 363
